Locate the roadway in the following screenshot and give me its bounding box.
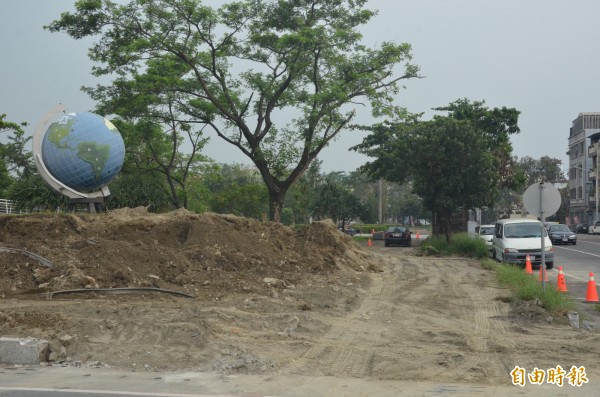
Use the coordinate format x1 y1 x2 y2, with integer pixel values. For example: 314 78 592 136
552 233 600 303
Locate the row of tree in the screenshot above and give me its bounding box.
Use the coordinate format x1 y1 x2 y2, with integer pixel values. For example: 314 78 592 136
0 114 428 226
1 0 569 239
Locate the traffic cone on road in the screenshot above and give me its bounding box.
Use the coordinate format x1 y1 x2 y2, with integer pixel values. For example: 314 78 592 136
585 272 599 303
367 238 373 247
556 266 568 293
538 265 548 282
524 255 533 275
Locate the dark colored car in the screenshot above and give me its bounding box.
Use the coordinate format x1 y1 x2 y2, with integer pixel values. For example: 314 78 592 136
574 223 589 234
547 224 577 245
384 226 411 247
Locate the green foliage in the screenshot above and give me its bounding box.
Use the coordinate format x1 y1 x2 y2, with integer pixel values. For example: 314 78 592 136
105 172 172 212
353 99 522 239
495 264 575 314
110 114 209 210
0 114 36 196
46 0 420 221
209 183 269 219
518 155 567 187
0 114 34 179
310 175 368 223
0 160 12 197
7 174 69 212
410 118 497 216
419 233 489 258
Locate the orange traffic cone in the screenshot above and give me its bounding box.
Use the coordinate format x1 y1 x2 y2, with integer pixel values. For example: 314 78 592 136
538 265 548 282
585 272 599 303
367 238 373 247
557 266 568 293
524 255 533 275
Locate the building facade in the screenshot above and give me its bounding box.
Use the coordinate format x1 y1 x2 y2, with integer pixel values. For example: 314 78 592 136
568 112 600 225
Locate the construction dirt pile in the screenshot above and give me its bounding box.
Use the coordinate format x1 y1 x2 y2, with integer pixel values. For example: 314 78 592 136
2 208 600 388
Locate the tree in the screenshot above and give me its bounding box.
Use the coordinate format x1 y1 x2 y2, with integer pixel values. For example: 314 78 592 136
286 160 324 224
109 102 210 210
105 172 172 212
0 115 34 178
0 115 38 197
353 114 505 241
46 0 419 222
433 99 523 190
409 118 497 241
310 174 368 228
518 155 566 187
353 99 523 239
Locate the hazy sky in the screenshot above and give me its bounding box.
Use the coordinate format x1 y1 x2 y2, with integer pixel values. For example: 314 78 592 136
2 0 599 173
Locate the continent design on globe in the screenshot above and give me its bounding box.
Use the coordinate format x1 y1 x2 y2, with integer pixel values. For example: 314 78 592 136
77 142 111 180
41 112 125 192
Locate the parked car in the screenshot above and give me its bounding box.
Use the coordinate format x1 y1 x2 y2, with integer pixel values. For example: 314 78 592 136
384 226 411 247
571 223 589 234
477 224 495 251
546 224 577 245
491 219 554 269
589 221 600 235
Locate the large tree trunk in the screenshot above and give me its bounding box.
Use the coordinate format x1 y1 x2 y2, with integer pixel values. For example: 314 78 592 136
433 212 452 243
268 188 287 223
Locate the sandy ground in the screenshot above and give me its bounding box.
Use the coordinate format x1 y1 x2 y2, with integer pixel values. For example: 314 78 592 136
2 209 600 392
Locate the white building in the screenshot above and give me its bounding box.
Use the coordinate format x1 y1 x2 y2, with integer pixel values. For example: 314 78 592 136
568 112 600 225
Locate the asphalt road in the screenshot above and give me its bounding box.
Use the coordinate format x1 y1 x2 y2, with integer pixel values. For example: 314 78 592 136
553 233 600 303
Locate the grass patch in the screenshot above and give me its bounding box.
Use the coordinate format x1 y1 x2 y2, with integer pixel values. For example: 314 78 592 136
415 232 574 315
480 258 497 270
495 264 575 314
419 232 489 259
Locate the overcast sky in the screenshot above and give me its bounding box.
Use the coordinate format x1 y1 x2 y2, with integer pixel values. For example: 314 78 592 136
1 0 599 173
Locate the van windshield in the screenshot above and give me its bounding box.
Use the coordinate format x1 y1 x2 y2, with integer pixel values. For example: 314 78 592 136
504 223 545 238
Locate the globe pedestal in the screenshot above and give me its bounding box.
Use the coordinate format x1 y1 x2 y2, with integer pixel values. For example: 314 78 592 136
68 197 105 214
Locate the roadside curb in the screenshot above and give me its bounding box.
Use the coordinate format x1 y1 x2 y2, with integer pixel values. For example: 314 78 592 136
0 337 48 365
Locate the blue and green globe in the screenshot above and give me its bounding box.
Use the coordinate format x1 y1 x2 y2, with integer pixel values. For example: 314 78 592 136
41 112 125 192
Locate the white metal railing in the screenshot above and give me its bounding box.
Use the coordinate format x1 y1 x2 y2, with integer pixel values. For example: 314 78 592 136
0 199 13 214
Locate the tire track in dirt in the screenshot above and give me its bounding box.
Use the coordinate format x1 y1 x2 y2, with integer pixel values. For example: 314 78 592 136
439 278 514 381
279 260 392 377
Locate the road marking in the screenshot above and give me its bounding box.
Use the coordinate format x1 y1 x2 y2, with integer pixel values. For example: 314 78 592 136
555 245 600 259
552 246 600 284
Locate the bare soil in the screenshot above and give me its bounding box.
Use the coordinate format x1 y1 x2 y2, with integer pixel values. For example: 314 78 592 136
1 208 600 386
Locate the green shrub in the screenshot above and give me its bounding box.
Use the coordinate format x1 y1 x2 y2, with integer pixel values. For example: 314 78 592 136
419 232 488 259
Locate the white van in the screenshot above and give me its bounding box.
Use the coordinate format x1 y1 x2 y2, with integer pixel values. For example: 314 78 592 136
491 219 554 269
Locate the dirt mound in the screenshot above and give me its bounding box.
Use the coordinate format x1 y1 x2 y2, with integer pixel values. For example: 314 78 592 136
0 208 375 299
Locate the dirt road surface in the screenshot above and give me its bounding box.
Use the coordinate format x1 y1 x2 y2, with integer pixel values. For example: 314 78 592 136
1 209 600 395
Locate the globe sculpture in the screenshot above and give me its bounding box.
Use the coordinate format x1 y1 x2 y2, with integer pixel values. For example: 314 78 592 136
33 105 125 213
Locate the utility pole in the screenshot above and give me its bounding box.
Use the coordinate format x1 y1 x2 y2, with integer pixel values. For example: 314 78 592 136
378 179 383 224
594 142 600 223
